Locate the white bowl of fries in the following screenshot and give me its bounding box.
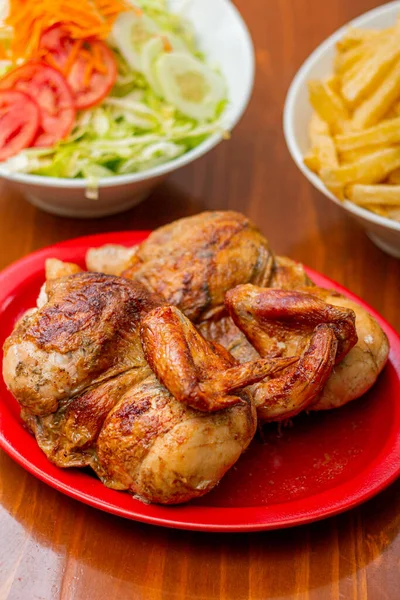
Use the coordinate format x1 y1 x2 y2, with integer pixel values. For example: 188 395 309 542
284 1 400 258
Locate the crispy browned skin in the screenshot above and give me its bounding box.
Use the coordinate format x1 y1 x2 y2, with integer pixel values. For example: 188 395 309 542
264 258 390 412
3 271 293 504
222 285 357 421
95 377 257 504
120 211 274 322
268 256 314 289
22 368 147 468
3 272 159 416
86 212 387 420
226 286 358 363
199 252 388 419
141 305 296 412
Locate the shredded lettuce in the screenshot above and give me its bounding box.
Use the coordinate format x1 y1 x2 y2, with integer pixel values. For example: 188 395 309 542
0 0 227 179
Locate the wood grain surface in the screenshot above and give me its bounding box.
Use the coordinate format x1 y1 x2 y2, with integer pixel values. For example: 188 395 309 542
0 1 399 599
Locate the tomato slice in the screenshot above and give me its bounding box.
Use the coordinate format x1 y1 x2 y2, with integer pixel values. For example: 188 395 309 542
40 27 118 110
39 24 72 68
0 62 76 147
0 90 40 160
67 40 117 109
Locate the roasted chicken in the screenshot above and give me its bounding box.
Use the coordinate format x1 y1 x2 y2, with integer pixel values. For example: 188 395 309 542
3 269 291 504
268 259 390 411
87 211 274 322
87 211 389 420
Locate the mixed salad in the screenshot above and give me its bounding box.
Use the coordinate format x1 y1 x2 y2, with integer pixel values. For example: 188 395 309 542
0 0 227 178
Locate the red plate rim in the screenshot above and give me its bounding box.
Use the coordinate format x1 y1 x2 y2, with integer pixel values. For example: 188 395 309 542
0 230 399 532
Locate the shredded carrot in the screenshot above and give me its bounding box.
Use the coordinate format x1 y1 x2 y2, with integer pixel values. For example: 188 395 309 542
160 35 173 53
67 24 111 38
97 0 142 18
3 0 133 62
0 45 9 60
83 61 93 87
63 39 83 76
91 43 108 74
79 48 93 62
26 19 45 59
43 51 61 70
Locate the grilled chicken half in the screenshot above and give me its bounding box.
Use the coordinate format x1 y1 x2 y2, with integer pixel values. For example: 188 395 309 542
86 211 389 420
3 268 291 504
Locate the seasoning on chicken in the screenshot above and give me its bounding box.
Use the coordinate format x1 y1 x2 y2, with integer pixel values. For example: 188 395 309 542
3 271 292 504
224 285 358 421
86 211 389 420
87 211 274 322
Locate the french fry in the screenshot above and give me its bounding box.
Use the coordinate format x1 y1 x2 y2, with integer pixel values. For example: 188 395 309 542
334 35 385 77
339 146 388 164
308 80 349 133
385 207 400 220
347 183 400 205
325 75 342 95
388 167 400 183
320 147 400 197
308 113 338 170
306 16 400 223
309 111 329 137
334 43 372 75
365 205 400 220
336 27 388 52
341 53 371 87
303 153 320 173
351 57 400 129
391 98 400 115
335 116 400 151
341 29 400 105
383 106 399 119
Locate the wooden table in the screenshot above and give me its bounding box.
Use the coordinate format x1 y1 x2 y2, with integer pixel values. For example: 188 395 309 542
1 1 399 598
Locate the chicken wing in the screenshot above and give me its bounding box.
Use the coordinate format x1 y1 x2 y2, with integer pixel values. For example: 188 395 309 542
268 260 390 411
141 304 295 412
222 285 358 421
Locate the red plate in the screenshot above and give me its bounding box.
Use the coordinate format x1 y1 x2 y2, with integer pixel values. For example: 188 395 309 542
0 232 399 532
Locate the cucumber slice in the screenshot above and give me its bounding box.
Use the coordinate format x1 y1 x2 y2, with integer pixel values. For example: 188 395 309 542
141 35 188 97
155 52 226 120
112 12 160 72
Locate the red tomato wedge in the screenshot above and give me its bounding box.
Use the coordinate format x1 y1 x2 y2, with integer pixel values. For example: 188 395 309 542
0 90 40 160
40 26 117 109
0 62 76 147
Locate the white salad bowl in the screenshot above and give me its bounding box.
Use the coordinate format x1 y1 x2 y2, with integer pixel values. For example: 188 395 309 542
284 1 400 259
0 0 255 218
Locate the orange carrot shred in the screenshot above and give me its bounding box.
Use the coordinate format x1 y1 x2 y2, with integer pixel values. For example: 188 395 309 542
0 44 9 60
92 43 107 74
3 0 132 62
44 51 62 70
83 60 93 87
160 35 173 52
63 39 83 76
